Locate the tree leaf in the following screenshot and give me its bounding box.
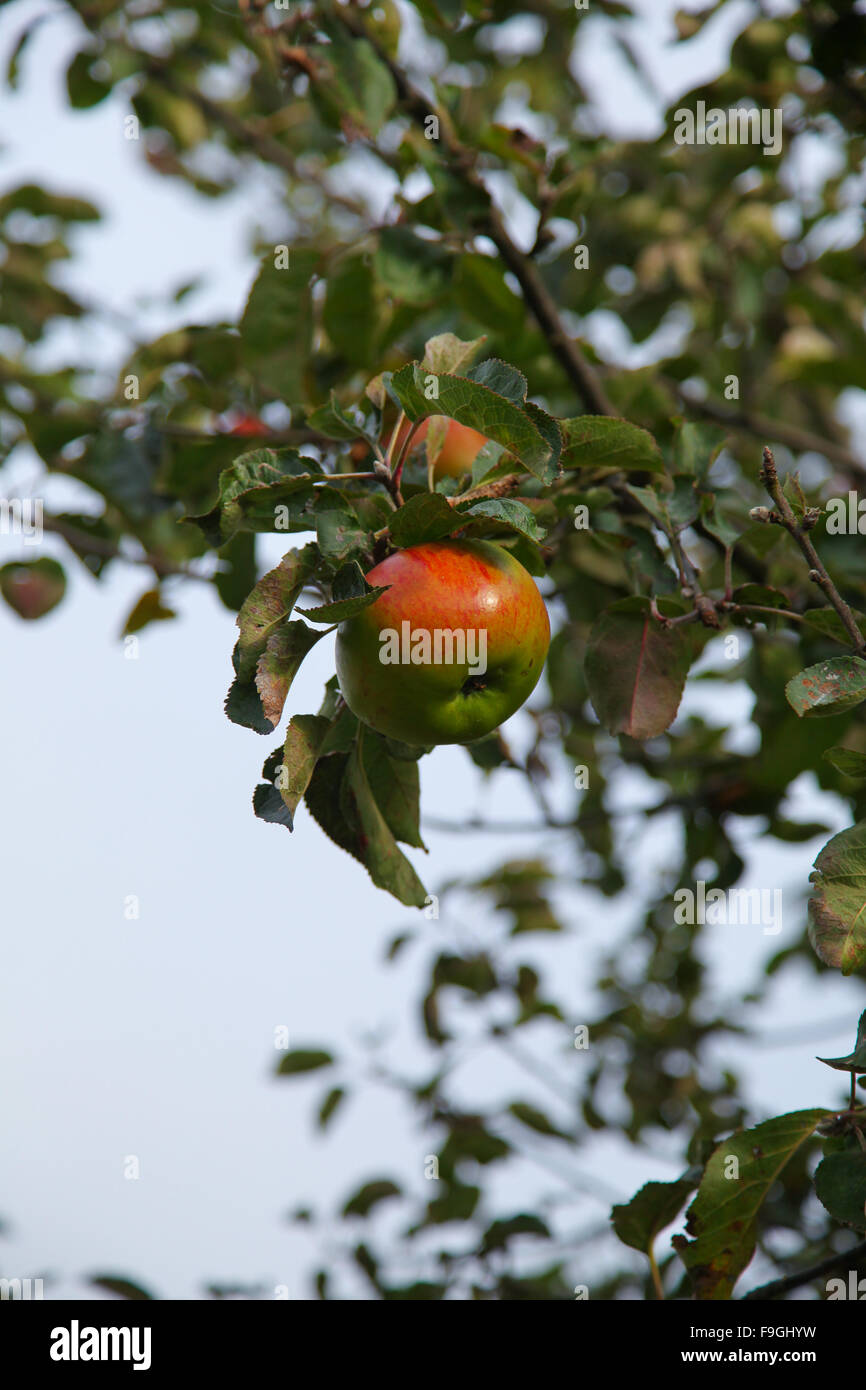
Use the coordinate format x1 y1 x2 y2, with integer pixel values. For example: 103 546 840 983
299 560 389 623
361 731 426 849
809 822 866 974
817 1009 866 1072
276 1049 334 1076
611 1173 699 1254
233 545 318 682
186 450 321 546
389 493 461 548
317 1086 346 1130
459 498 546 541
342 1179 402 1218
255 621 325 729
786 656 866 719
508 1101 571 1141
120 587 176 637
480 1213 550 1254
674 420 727 479
422 332 486 375
585 596 698 739
275 714 332 828
240 250 318 400
560 416 664 473
814 1153 866 1232
340 739 429 906
823 747 866 780
673 1109 831 1299
89 1275 154 1301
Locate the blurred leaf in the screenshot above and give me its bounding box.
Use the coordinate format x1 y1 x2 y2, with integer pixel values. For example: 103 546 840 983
561 417 664 473
809 823 866 974
0 558 66 620
277 1050 334 1076
814 1153 866 1232
342 1179 402 1218
120 587 176 637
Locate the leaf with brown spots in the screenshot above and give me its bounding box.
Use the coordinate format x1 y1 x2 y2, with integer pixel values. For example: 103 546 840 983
673 1110 830 1299
785 656 866 719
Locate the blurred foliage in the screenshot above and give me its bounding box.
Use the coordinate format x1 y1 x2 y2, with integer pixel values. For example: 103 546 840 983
4 0 866 1299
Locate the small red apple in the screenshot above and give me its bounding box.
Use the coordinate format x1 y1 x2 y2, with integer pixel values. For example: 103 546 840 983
335 539 550 745
227 412 270 438
390 416 489 480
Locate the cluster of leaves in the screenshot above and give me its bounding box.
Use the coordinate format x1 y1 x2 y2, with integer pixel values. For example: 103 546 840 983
4 0 866 1299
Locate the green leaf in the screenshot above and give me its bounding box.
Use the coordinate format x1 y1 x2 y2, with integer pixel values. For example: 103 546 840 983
814 1153 866 1232
674 420 727 479
323 255 376 365
361 732 426 849
186 450 321 546
311 24 396 138
340 739 429 906
560 416 664 473
699 493 741 549
298 560 389 623
225 675 272 734
673 1109 830 1299
342 1179 402 1218
120 587 176 637
459 498 546 542
612 1174 699 1254
585 596 698 740
317 1086 346 1130
390 364 557 482
255 621 325 729
89 1276 154 1301
306 394 372 442
817 1010 866 1073
375 226 452 304
0 558 66 620
275 714 332 828
508 1101 571 1141
480 1213 550 1254
800 609 866 646
66 48 112 108
277 1049 334 1076
809 822 866 974
239 249 318 400
467 357 528 403
215 531 257 613
389 493 459 548
785 656 866 719
421 332 486 375
315 504 369 565
252 781 295 831
823 747 866 780
233 545 318 682
454 254 524 334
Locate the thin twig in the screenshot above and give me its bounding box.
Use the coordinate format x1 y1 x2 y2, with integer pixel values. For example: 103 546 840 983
760 446 866 652
741 1237 866 1301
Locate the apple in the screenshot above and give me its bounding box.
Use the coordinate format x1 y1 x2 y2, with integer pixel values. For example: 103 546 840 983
335 539 550 745
225 412 270 437
390 416 489 480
